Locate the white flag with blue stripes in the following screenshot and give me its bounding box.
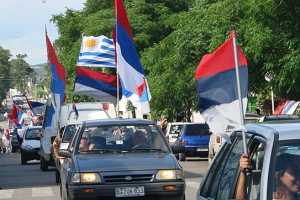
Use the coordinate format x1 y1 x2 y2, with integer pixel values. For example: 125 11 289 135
77 35 116 68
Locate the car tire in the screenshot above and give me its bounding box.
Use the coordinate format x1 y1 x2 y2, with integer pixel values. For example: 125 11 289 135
21 153 26 165
179 153 186 161
56 170 61 184
40 157 48 171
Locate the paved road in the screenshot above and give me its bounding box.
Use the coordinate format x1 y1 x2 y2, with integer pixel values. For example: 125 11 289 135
0 153 208 200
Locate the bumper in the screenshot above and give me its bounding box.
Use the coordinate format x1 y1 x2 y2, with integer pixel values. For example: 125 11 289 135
68 181 185 200
21 148 40 160
183 146 208 156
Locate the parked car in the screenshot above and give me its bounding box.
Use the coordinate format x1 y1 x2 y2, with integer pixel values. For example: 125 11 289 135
172 123 211 161
198 121 300 200
20 126 42 164
59 119 185 200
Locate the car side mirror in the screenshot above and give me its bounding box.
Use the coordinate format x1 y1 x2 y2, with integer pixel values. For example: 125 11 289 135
58 149 71 158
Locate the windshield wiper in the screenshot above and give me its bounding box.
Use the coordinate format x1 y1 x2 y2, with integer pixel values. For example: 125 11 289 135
90 149 129 154
129 148 167 153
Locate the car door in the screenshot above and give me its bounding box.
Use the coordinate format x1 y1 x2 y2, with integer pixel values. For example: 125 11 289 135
199 130 278 200
199 132 247 200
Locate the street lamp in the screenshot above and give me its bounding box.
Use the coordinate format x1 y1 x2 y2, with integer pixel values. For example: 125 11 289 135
265 72 275 114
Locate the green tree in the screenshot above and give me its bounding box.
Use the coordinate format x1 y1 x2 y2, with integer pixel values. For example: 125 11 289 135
10 54 34 93
52 0 192 102
0 46 11 101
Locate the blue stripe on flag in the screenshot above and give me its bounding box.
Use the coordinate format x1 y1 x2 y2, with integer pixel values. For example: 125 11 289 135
76 76 119 97
196 67 248 112
100 45 115 51
79 52 115 59
117 23 145 75
77 59 116 67
102 38 114 45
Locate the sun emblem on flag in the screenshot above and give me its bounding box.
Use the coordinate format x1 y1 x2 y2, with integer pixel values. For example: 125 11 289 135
84 38 97 48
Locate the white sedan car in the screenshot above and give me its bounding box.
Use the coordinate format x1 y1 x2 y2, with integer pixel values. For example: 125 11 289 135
20 126 42 164
199 122 300 200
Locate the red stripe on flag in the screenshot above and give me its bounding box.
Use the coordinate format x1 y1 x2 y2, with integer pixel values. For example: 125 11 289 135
195 33 248 79
76 67 118 87
115 0 133 37
46 32 66 81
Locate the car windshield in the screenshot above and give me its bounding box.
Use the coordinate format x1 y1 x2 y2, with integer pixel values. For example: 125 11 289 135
25 129 41 140
77 124 169 153
62 125 78 143
273 141 300 196
184 124 210 136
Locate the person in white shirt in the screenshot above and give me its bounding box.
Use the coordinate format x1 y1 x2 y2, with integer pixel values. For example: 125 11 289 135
2 129 11 153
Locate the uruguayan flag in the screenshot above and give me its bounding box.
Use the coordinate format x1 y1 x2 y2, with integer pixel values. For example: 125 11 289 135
77 35 116 68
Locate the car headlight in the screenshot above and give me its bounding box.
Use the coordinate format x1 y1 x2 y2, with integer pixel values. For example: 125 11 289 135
71 173 101 184
155 170 183 180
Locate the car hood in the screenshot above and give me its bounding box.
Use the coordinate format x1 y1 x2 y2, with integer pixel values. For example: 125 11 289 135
75 153 177 172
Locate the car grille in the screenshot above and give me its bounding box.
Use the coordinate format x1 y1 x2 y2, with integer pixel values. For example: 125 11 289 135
103 174 154 183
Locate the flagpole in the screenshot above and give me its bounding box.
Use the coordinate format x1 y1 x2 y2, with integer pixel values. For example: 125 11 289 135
115 2 120 118
232 31 248 155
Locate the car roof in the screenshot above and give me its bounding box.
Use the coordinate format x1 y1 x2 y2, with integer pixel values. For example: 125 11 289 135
27 126 42 129
83 118 156 127
246 122 300 141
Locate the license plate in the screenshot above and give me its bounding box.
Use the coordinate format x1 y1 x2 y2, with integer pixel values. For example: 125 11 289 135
115 186 145 198
197 148 207 152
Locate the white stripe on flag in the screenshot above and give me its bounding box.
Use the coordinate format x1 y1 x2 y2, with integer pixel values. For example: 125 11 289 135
116 43 144 96
201 98 247 136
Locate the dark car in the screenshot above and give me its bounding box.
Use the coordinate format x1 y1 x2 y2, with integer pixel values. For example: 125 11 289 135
173 123 211 161
59 119 185 200
10 128 22 153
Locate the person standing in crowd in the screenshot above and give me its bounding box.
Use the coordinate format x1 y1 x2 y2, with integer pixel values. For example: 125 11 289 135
2 129 11 153
159 116 168 135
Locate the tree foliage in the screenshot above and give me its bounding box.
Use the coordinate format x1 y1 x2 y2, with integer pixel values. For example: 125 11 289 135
53 0 300 120
0 47 11 102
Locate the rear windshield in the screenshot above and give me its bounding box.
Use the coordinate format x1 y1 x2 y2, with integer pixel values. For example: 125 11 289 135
185 124 210 136
25 129 42 140
169 125 183 135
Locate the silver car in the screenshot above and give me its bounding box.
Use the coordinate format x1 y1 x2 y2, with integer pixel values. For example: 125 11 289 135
199 122 300 200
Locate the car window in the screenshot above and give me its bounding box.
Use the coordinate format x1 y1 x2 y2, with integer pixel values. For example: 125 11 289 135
215 136 245 199
242 137 266 200
184 124 210 136
272 141 300 199
62 125 78 142
25 129 42 140
200 133 246 199
169 124 183 135
75 124 169 153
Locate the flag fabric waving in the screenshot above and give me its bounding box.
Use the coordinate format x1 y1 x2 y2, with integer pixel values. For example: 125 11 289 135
77 35 116 68
195 33 248 135
74 67 122 104
114 0 150 101
46 32 66 105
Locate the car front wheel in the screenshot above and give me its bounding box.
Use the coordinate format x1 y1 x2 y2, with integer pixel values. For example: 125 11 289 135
21 153 27 165
40 157 48 171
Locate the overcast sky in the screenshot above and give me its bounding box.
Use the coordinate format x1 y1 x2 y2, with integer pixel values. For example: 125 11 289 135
0 0 86 65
